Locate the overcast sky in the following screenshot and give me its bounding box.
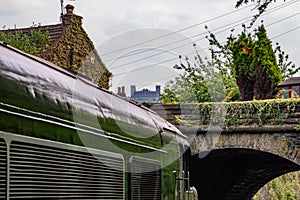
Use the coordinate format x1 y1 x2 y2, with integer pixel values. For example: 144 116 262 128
1 0 299 94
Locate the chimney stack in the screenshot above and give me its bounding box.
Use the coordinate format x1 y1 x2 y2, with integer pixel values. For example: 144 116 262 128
62 4 82 26
117 86 126 97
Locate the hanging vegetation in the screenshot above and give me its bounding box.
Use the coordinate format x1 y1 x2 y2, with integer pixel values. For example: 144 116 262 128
174 98 300 128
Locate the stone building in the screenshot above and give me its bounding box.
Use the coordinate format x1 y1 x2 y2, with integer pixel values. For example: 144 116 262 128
1 4 111 89
130 85 161 103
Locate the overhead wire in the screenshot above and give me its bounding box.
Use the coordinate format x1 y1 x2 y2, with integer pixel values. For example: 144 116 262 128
106 0 299 63
113 17 300 77
148 25 300 85
128 24 300 89
110 0 300 73
109 10 299 70
102 3 256 57
110 0 300 99
272 26 300 39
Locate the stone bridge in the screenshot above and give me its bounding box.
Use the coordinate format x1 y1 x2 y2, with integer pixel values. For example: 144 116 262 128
150 100 300 200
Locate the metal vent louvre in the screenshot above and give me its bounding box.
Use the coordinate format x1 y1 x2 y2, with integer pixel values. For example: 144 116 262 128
9 141 124 199
0 139 6 199
130 157 161 200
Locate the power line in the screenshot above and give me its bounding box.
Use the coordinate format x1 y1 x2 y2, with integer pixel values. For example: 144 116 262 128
114 57 179 77
102 3 255 57
113 21 300 78
108 16 252 69
123 25 300 84
109 2 300 72
107 0 300 67
272 26 300 39
158 25 300 86
128 24 300 90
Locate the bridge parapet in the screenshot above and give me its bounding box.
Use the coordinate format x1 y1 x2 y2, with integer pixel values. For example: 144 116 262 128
150 100 300 200
150 99 300 129
150 100 300 164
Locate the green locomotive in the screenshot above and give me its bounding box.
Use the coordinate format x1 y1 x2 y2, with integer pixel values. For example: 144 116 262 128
0 41 192 200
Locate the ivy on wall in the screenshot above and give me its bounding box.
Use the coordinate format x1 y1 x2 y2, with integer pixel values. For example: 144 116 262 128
42 16 112 89
182 98 300 127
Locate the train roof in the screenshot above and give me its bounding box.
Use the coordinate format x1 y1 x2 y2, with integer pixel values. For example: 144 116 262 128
0 41 187 146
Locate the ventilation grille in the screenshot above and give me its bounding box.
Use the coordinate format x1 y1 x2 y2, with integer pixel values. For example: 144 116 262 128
9 141 124 199
130 157 161 200
0 139 6 199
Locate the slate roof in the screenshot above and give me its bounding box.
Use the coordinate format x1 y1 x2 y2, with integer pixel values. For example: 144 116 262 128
278 77 300 87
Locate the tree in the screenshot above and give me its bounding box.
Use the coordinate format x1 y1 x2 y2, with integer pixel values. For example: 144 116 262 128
160 47 238 103
207 23 298 101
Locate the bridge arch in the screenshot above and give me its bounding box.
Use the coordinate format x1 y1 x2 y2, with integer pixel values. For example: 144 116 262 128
190 147 300 200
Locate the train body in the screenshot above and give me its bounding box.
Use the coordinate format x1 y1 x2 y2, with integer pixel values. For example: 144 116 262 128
0 42 191 199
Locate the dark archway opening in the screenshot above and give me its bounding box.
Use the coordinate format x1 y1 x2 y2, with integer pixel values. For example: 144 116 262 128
190 148 300 200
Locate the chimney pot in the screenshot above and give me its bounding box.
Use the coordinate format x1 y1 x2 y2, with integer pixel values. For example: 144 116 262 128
66 4 74 14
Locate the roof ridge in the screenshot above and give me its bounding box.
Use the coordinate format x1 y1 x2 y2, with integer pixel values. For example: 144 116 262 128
278 76 300 86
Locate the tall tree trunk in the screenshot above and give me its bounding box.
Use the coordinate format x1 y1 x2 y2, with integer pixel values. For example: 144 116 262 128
253 64 275 100
236 73 254 101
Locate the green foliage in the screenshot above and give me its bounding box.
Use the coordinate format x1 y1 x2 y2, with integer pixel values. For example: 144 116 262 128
160 77 196 104
275 43 300 80
162 23 297 103
207 24 297 101
254 171 300 200
160 47 237 103
0 27 50 56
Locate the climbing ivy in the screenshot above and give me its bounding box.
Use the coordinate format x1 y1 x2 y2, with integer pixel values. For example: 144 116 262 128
42 16 112 89
191 98 299 127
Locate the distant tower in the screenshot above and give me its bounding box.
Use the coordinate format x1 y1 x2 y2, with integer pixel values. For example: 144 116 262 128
156 85 161 95
131 85 136 97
